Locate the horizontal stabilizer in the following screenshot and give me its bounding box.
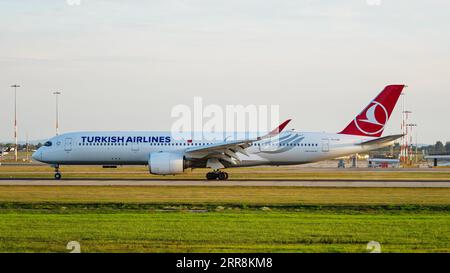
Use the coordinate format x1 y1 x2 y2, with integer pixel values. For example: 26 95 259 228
359 134 403 146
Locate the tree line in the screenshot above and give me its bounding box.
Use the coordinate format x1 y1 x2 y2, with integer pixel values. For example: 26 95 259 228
430 141 450 154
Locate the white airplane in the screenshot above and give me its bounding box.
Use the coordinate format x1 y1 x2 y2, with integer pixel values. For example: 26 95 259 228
0 147 10 156
33 85 405 180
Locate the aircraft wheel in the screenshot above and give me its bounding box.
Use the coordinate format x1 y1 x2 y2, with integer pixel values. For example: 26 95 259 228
54 173 62 180
218 172 228 180
206 172 217 180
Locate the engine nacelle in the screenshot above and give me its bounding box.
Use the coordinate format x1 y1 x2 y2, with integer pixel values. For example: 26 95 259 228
149 152 185 175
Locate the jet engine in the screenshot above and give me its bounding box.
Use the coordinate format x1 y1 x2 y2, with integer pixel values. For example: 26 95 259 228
148 152 185 175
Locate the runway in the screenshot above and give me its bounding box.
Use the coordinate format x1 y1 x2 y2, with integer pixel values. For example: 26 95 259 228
0 179 450 187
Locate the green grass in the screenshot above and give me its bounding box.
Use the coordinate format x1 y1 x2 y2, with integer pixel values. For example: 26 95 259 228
1 210 449 253
0 185 449 253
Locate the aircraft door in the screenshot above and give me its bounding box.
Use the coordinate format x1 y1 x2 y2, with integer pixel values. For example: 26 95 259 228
64 138 73 152
322 139 330 152
131 141 139 152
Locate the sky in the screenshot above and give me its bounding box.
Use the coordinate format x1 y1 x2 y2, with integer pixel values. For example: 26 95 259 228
1 0 449 144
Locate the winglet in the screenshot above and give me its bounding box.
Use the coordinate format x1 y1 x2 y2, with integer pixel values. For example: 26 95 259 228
270 119 292 135
258 119 292 140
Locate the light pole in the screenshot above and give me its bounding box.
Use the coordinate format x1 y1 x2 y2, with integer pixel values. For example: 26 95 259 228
26 133 29 162
11 84 20 161
407 123 417 164
53 91 61 135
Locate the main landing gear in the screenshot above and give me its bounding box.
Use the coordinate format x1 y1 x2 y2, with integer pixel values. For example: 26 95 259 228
53 165 61 180
206 170 229 180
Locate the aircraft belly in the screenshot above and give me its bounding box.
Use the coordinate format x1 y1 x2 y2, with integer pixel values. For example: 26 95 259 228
64 147 149 164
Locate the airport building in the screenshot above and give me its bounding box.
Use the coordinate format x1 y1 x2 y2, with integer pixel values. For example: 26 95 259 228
424 154 450 167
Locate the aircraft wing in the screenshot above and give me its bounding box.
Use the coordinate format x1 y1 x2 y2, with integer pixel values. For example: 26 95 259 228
184 119 291 168
359 134 403 147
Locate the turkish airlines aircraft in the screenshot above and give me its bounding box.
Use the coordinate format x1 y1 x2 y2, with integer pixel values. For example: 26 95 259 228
32 85 405 180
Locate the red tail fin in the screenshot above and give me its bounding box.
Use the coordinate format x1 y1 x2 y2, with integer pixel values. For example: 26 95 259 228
338 85 405 137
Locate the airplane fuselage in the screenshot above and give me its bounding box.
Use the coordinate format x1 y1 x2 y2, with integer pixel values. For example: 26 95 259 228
33 131 387 167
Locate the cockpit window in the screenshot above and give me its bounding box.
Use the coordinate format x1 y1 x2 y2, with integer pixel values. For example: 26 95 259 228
44 141 52 147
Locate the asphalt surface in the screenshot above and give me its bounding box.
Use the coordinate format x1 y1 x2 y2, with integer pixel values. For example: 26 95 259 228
0 179 449 187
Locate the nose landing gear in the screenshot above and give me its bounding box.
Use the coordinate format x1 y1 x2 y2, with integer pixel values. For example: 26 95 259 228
53 165 61 180
206 170 229 180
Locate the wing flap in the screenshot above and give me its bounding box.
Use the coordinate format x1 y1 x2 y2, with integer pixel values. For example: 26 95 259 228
186 140 252 154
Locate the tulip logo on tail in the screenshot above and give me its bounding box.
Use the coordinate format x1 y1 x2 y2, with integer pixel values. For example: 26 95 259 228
338 85 405 138
354 101 388 135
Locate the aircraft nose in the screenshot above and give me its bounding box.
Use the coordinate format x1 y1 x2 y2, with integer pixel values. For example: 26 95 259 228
32 150 42 162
